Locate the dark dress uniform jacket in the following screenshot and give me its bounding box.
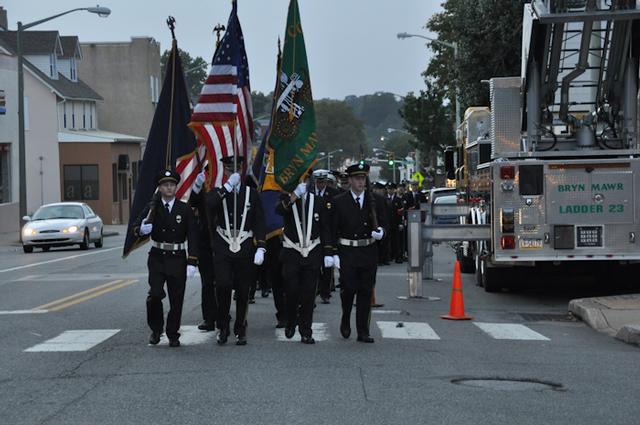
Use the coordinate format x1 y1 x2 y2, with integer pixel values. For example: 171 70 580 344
331 190 388 267
134 199 199 267
275 192 332 267
206 184 266 258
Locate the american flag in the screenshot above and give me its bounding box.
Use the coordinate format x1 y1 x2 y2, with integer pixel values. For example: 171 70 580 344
184 0 254 194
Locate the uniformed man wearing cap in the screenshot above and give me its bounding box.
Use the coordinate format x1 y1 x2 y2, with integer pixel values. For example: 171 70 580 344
134 169 199 347
207 156 266 346
331 163 387 343
387 182 403 263
276 176 333 344
337 172 350 193
312 169 338 304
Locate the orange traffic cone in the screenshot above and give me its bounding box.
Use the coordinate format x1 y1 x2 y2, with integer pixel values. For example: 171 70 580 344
441 261 472 320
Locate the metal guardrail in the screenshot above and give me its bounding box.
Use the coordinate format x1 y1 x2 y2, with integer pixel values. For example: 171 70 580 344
403 203 490 299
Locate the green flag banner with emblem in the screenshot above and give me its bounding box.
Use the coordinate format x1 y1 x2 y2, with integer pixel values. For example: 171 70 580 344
265 0 316 193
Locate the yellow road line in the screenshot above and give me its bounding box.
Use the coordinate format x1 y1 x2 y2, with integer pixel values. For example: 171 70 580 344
46 279 139 312
31 279 138 312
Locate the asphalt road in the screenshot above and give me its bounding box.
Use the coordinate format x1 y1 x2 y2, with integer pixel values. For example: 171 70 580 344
0 234 638 425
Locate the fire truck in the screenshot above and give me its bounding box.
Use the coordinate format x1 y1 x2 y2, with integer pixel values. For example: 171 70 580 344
446 0 640 292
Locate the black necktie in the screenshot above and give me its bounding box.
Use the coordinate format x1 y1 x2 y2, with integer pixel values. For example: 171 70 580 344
355 196 360 209
165 202 170 213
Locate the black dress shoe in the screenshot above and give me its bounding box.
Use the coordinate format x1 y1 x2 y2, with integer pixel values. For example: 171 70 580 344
340 319 351 339
198 320 215 331
275 319 286 329
217 329 229 345
169 338 180 347
357 335 374 343
284 326 295 339
236 335 247 345
320 297 330 304
301 336 315 344
149 331 161 345
249 297 256 304
261 288 270 298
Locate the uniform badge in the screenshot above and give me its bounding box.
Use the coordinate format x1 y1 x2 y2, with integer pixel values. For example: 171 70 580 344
165 171 171 176
326 202 332 209
176 214 182 223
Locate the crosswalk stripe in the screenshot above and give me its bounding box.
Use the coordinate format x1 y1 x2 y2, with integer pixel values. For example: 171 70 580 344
376 321 441 340
474 322 550 341
154 326 215 346
275 322 329 342
24 329 120 352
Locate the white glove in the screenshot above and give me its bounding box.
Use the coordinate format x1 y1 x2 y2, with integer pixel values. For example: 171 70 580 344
293 182 307 198
186 265 197 278
139 220 153 236
332 255 340 269
371 227 384 241
323 255 334 268
253 247 266 266
192 171 206 194
223 173 241 192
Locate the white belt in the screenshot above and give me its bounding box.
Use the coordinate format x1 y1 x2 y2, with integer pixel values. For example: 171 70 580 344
282 234 320 258
338 237 375 247
152 241 185 251
216 227 253 247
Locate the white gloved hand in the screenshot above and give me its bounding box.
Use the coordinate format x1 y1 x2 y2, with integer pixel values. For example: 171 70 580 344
253 247 266 266
186 265 197 278
223 172 241 192
371 227 384 241
139 219 153 236
192 171 206 194
323 255 334 268
293 182 307 198
332 255 340 270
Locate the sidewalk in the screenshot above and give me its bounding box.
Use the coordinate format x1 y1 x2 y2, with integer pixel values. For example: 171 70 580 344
569 294 640 347
0 224 122 248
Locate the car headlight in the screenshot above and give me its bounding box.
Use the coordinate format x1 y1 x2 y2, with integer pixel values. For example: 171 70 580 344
23 227 36 236
63 225 79 234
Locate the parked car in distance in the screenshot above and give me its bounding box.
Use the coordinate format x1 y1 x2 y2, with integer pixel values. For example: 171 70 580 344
21 202 104 253
433 194 460 225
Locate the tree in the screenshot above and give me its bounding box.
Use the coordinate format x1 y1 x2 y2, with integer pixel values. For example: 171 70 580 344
399 83 454 170
161 48 208 102
425 0 523 110
315 99 367 168
251 91 273 119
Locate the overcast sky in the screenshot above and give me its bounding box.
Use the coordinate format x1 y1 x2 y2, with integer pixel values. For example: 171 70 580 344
3 0 443 100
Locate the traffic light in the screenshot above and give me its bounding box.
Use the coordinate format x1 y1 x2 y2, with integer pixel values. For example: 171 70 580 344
358 159 365 166
387 153 395 166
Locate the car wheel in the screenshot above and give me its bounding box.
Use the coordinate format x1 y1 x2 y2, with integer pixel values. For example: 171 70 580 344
42 246 50 252
94 230 103 248
80 229 90 250
23 245 33 254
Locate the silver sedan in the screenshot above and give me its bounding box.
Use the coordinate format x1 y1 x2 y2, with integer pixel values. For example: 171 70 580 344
21 202 104 253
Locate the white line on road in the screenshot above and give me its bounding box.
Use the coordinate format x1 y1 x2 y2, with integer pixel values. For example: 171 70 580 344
154 326 215 346
474 322 550 341
371 310 404 315
0 247 120 274
24 329 120 352
376 321 441 340
275 322 329 342
0 309 48 315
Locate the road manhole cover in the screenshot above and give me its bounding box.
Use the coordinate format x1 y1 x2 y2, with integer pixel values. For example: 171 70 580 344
451 378 564 392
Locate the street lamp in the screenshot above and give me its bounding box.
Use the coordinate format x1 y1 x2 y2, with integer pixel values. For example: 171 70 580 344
317 149 342 170
397 32 461 130
17 6 111 222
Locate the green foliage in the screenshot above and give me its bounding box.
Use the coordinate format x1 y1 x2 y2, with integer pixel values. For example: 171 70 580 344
425 0 523 109
161 48 208 102
344 92 405 147
251 91 273 119
315 99 367 167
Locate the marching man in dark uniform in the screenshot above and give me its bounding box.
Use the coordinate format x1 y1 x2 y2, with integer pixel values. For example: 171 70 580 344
207 156 266 346
135 169 199 347
313 169 338 304
276 177 333 344
332 163 387 343
190 168 217 331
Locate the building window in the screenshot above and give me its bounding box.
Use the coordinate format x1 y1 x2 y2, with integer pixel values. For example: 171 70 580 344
71 103 75 129
63 102 67 128
131 160 138 187
82 102 86 129
0 144 10 204
90 104 95 129
70 57 77 81
63 164 99 201
112 163 118 202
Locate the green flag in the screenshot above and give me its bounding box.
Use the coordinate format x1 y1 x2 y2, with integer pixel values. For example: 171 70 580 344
266 0 316 192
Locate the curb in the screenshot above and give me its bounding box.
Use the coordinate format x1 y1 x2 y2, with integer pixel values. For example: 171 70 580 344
568 298 615 336
615 325 640 346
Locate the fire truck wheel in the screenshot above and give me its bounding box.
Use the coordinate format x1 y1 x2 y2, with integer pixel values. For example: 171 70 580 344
459 255 476 274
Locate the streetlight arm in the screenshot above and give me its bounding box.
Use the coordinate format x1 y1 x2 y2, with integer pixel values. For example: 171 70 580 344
22 7 110 29
397 32 457 51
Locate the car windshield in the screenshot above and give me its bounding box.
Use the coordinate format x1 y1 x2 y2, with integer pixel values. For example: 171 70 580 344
32 205 84 220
